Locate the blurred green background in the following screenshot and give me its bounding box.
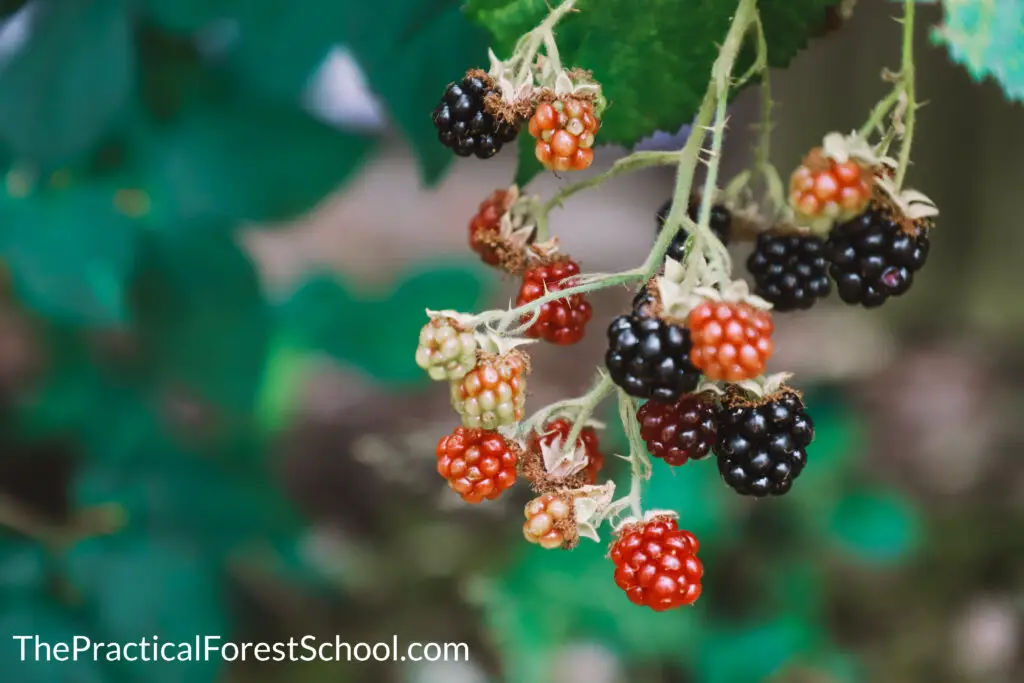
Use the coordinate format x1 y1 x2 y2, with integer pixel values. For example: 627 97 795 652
0 1 1021 683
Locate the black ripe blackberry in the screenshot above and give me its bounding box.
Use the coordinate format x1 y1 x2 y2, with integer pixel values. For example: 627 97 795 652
824 205 930 308
657 198 732 261
432 74 518 159
605 313 701 403
631 286 656 314
715 390 814 497
747 231 832 311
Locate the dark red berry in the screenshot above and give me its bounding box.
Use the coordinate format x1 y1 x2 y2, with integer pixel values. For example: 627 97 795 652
516 259 592 345
637 394 717 466
528 417 605 484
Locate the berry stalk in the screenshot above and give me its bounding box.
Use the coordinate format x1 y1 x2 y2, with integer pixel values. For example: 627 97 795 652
511 0 577 84
560 372 615 457
894 0 917 190
542 150 682 214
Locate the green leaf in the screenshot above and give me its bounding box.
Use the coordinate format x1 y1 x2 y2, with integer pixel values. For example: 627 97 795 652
465 0 833 147
224 1 491 185
0 537 48 595
65 535 227 683
514 133 545 188
0 600 108 683
137 92 375 223
281 260 494 384
0 182 138 325
933 0 1024 103
132 224 270 412
0 0 134 163
828 488 920 564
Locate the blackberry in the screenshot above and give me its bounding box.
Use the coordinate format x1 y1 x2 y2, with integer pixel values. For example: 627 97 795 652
637 394 717 466
714 390 814 497
433 74 518 159
657 198 732 261
824 205 930 308
605 313 701 403
747 232 832 311
631 287 656 314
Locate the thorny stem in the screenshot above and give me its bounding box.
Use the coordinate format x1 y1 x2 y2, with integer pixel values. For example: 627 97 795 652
512 0 577 84
542 151 681 214
857 86 903 139
894 0 917 190
561 373 615 456
615 390 651 519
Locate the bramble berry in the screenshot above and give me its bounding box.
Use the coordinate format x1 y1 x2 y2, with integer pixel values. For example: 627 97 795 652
415 317 478 381
433 73 518 159
469 189 514 266
529 98 601 172
657 198 732 261
450 351 528 429
825 204 930 308
714 389 814 497
610 517 703 611
528 417 605 485
688 301 773 382
516 259 592 345
605 313 701 403
637 394 717 466
436 426 519 503
789 148 874 225
747 231 832 312
523 493 575 549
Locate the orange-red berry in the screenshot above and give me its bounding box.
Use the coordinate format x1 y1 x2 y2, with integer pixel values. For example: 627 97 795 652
529 98 601 172
687 301 774 381
436 427 519 503
789 151 873 224
523 493 574 549
516 259 592 345
610 517 703 611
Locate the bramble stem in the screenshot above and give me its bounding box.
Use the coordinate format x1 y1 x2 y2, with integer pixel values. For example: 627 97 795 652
857 87 903 139
894 0 917 190
513 0 577 84
543 151 681 214
561 373 615 455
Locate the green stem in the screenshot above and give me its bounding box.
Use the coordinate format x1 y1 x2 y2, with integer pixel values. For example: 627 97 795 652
894 0 917 189
513 0 577 83
857 87 903 139
615 389 649 519
561 373 615 455
543 151 680 214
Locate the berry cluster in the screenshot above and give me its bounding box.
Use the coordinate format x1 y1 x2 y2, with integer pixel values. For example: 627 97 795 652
422 0 936 614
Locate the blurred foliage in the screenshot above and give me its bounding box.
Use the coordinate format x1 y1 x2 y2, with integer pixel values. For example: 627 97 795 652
933 0 1024 103
0 0 1011 682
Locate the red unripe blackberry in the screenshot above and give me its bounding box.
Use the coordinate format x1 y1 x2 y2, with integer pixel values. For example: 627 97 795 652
605 313 701 403
657 198 732 260
529 417 605 485
529 98 601 171
610 517 703 611
433 74 518 159
637 394 717 466
516 259 592 345
747 231 832 311
469 189 512 266
824 205 930 308
436 426 519 503
714 390 814 497
789 151 873 224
